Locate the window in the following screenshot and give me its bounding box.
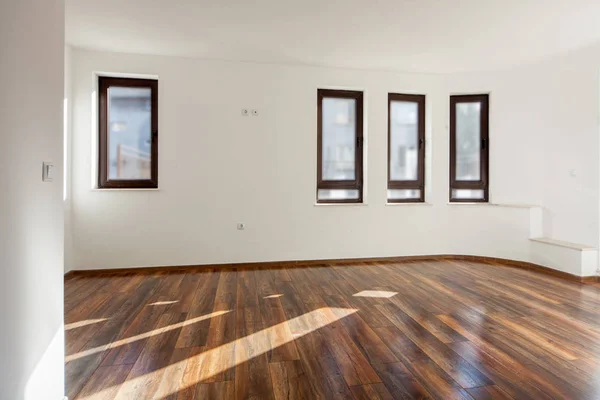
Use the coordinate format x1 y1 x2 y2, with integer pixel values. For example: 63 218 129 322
98 77 158 189
450 94 489 202
317 89 363 203
388 93 425 203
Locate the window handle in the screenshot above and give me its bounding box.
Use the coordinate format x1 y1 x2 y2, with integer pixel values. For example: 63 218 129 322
356 137 363 148
481 138 487 150
419 138 424 150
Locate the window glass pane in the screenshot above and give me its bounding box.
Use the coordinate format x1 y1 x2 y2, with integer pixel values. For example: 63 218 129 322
455 102 481 181
452 189 484 200
390 101 418 181
108 86 152 180
388 189 421 200
317 189 359 201
322 98 356 180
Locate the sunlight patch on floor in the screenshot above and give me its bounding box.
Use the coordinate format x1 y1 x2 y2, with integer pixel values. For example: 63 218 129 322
264 294 283 299
148 300 179 306
79 307 358 399
66 310 230 362
65 318 109 331
353 290 398 298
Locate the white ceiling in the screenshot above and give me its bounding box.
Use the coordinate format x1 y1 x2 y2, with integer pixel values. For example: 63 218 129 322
66 0 600 73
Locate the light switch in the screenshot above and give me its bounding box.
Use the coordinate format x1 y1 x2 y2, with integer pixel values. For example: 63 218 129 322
42 162 54 182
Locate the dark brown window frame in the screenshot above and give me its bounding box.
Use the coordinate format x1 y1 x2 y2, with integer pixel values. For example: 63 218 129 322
316 89 363 203
98 76 159 189
449 94 489 202
387 93 426 203
316 89 364 204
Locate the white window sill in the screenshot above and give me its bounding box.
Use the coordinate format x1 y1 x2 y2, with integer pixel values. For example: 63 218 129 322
314 202 368 207
447 202 490 206
91 188 160 192
386 202 433 206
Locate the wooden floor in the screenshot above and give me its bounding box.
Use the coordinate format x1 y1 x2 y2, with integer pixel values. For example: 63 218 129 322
65 259 600 399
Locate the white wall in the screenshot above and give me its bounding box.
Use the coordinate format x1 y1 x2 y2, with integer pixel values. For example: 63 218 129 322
65 45 74 273
538 46 600 248
0 1 65 399
70 48 572 271
447 45 600 248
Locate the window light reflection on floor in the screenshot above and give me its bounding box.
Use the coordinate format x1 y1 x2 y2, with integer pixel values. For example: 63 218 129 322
65 318 109 331
148 300 179 306
78 307 358 399
353 290 398 298
66 310 230 362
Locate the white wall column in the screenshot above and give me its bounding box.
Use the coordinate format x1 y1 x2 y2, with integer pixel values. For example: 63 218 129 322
0 1 66 399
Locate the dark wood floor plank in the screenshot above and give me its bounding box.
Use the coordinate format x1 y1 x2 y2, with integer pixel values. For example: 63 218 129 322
318 313 382 387
350 383 394 400
269 360 315 400
467 385 513 400
65 260 600 400
371 362 432 399
286 267 327 305
64 275 113 314
65 275 165 399
325 275 395 328
323 294 398 365
300 355 355 399
444 308 593 398
115 312 188 398
408 359 473 400
274 280 334 361
388 292 468 344
256 269 300 363
440 312 585 399
235 271 275 400
194 381 234 400
447 339 551 399
154 347 194 400
202 269 238 383
175 269 221 348
74 364 133 400
378 303 492 389
99 302 168 367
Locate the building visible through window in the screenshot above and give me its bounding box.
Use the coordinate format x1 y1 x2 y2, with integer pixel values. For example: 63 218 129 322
388 93 425 202
317 89 363 203
450 94 489 202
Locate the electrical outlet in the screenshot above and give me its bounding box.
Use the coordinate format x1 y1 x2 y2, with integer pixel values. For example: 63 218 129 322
237 223 246 230
251 109 258 116
241 109 249 116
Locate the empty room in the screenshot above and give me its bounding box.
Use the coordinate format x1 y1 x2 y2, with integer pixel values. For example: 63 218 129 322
5 1 600 399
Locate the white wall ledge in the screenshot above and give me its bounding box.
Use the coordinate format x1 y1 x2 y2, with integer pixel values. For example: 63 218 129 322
447 203 542 208
530 237 596 251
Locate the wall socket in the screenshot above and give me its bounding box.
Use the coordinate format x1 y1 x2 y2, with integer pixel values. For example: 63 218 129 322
237 223 246 230
251 109 258 116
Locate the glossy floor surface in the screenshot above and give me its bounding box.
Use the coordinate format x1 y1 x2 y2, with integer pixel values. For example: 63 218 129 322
65 260 600 399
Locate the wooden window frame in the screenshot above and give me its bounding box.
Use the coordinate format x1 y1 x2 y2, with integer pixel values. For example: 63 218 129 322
98 76 158 189
316 89 364 204
449 94 489 202
387 93 426 203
